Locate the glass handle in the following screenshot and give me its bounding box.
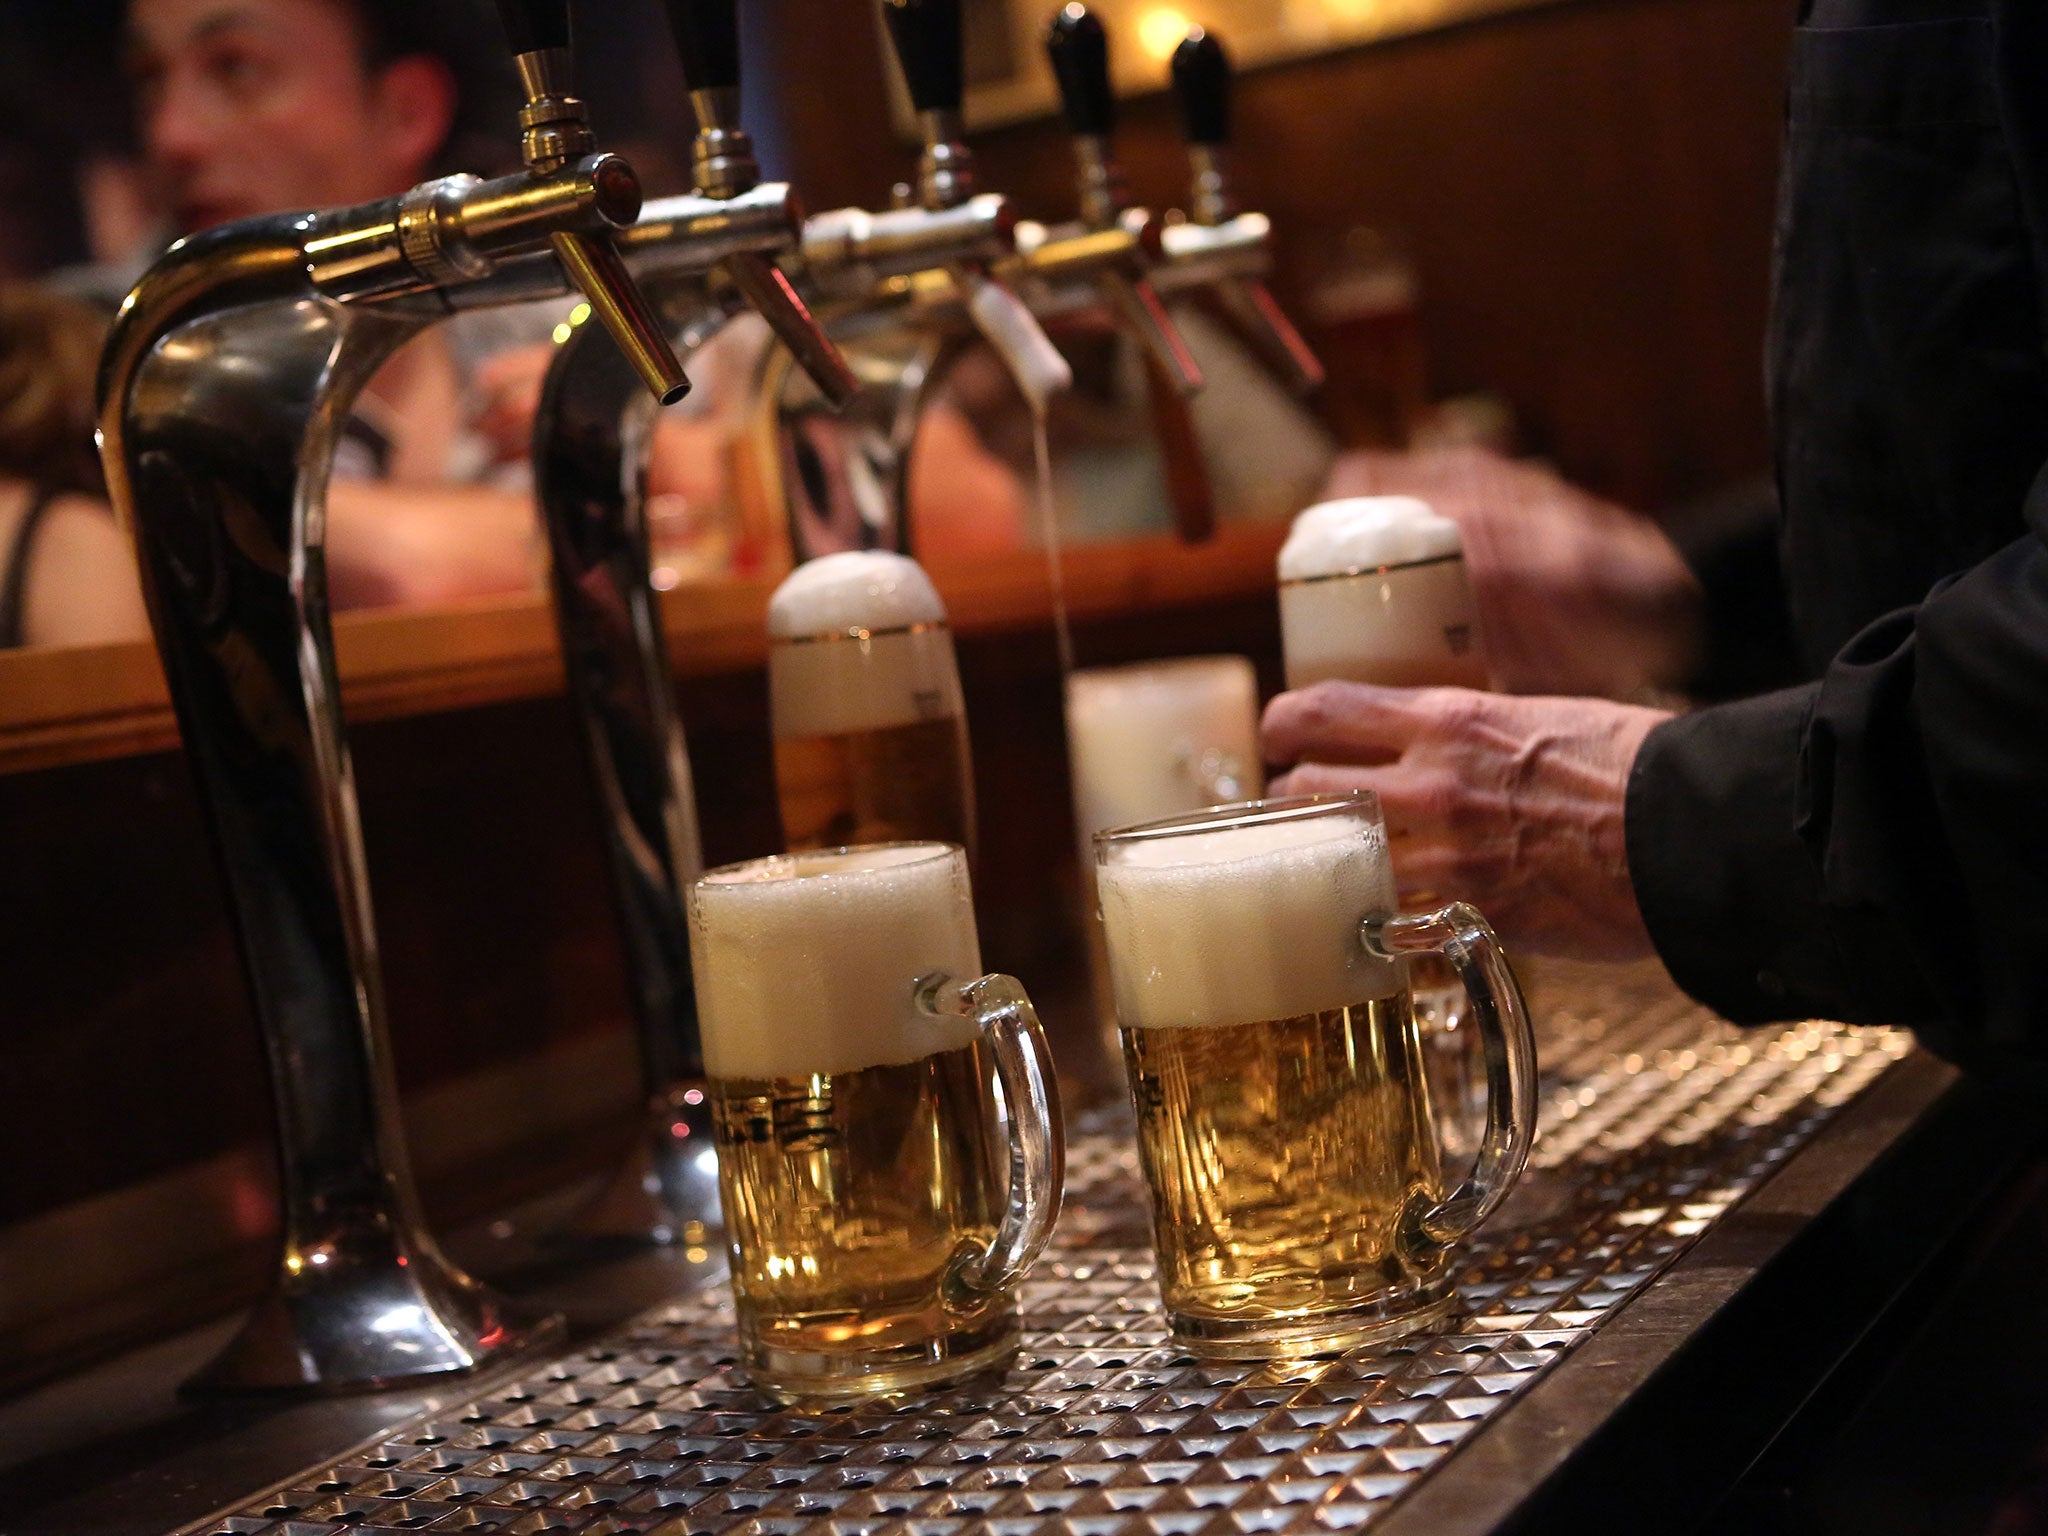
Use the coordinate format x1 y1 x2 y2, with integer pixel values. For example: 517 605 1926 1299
1364 903 1538 1246
919 973 1067 1293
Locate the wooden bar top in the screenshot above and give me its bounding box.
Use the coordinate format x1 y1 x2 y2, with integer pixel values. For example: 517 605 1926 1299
0 524 1289 775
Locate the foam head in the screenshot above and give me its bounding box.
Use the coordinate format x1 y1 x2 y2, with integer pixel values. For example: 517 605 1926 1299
1097 803 1401 1029
1278 496 1463 582
767 551 966 738
768 551 948 639
690 843 983 1079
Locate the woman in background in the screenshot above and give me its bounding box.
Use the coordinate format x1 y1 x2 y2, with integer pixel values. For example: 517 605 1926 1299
0 285 148 649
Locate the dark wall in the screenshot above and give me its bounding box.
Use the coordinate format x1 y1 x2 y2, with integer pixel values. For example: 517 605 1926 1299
762 0 1791 512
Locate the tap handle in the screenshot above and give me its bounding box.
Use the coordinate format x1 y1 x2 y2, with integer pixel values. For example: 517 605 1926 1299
1047 5 1115 137
883 0 965 113
496 0 570 55
1171 28 1229 147
663 0 741 92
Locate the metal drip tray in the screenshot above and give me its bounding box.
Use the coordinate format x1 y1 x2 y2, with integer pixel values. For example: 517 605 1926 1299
177 969 1912 1536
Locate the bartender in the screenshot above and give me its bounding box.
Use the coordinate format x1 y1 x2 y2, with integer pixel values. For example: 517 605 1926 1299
1264 0 2048 1071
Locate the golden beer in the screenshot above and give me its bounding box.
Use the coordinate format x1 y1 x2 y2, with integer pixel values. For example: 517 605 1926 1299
689 842 1062 1397
768 552 977 862
1096 795 1536 1358
1122 998 1445 1348
774 716 974 854
711 1042 1010 1387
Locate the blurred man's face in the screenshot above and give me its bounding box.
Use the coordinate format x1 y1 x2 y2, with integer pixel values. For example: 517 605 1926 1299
127 0 450 235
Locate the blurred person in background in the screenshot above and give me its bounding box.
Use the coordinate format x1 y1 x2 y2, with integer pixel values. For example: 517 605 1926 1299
0 286 146 649
76 0 548 609
1268 0 2048 1073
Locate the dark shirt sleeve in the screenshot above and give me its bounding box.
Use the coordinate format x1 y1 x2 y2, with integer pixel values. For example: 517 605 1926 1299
1626 467 2048 1068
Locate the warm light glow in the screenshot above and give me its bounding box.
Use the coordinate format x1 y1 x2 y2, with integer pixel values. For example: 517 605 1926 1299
570 301 592 326
551 321 574 346
1135 5 1195 61
1317 0 1379 24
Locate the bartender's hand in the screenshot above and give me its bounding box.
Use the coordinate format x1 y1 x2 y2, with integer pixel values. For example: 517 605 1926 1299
1263 681 1669 960
1322 447 1702 700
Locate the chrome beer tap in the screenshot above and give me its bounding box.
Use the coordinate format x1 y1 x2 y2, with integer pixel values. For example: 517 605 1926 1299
529 0 857 1251
1160 28 1324 396
764 0 1076 562
1039 3 1216 540
1042 5 1205 399
95 0 686 1393
531 0 1076 1248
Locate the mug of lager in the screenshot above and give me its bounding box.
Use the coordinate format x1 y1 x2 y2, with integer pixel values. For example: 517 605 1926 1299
1065 657 1263 1063
1278 496 1489 691
1064 656 1262 843
768 551 977 863
1094 794 1536 1358
688 842 1064 1398
1279 497 1492 1145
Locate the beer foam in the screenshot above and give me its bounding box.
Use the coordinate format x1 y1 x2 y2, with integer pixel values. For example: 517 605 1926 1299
690 843 985 1079
1278 497 1463 582
767 551 948 639
1097 808 1402 1029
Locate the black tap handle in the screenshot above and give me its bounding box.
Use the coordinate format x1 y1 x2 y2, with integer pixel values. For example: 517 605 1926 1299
1046 5 1114 137
1171 28 1229 147
882 0 965 114
664 0 742 92
496 0 569 55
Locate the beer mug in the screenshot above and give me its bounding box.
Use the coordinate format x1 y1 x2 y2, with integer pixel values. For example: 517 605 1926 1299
1094 794 1536 1358
1278 496 1489 691
688 842 1064 1398
768 551 977 862
1064 656 1262 842
1279 497 1492 1143
1065 657 1263 1058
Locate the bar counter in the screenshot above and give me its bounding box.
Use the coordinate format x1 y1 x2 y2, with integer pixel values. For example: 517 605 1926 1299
6 959 2033 1536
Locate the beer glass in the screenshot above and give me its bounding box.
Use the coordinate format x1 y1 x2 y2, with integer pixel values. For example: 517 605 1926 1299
1278 496 1489 691
1279 497 1492 1142
688 842 1064 1398
1065 657 1262 1059
768 551 977 863
1064 656 1262 842
1094 794 1536 1358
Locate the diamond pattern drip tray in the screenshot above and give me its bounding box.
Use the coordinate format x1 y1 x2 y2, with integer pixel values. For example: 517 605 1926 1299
179 966 1912 1536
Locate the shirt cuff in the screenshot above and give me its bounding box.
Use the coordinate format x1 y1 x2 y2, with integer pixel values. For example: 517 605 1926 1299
1625 685 1856 1023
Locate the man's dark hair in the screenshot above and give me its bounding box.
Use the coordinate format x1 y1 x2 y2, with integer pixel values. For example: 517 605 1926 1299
348 0 524 178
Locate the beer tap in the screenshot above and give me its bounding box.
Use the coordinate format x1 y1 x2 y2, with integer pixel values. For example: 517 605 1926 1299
531 0 1046 1249
1163 28 1324 396
881 0 1072 420
96 0 683 1392
1042 4 1213 540
1044 5 1204 399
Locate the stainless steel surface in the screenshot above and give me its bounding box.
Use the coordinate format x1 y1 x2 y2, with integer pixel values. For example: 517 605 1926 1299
169 974 1912 1530
96 23 680 1394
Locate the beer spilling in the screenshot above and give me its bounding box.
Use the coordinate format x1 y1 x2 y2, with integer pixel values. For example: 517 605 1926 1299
1278 495 1489 690
768 552 976 861
1095 796 1537 1358
690 843 1063 1398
